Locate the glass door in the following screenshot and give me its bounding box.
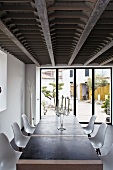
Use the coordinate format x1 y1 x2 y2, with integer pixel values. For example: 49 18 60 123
41 69 56 115
94 68 111 123
58 69 74 114
40 67 112 124
76 69 92 122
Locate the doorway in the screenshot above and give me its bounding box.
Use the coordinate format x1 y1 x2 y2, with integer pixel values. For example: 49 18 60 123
40 68 112 124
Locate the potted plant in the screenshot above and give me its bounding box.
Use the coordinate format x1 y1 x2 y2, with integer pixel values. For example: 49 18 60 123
101 93 110 115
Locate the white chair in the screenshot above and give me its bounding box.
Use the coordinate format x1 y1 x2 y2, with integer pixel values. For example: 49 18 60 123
0 133 21 170
89 123 107 155
12 122 30 151
100 143 113 170
22 114 35 135
83 115 96 137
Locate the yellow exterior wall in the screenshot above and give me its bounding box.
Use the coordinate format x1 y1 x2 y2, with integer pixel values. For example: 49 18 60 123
80 83 82 100
89 84 110 101
70 84 74 96
71 83 110 101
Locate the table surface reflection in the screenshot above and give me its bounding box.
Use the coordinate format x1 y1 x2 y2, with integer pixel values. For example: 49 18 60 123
17 115 102 170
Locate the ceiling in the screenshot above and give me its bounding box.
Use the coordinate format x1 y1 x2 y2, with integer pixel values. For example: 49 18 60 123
0 0 113 67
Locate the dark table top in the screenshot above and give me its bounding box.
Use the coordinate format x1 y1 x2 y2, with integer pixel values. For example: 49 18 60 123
34 115 85 135
20 136 100 160
20 115 100 161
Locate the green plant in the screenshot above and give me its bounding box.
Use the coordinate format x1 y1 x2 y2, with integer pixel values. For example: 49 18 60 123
86 74 108 90
42 82 64 106
41 100 47 115
101 94 110 114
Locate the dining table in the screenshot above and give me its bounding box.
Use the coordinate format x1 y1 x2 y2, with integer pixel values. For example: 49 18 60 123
17 115 102 170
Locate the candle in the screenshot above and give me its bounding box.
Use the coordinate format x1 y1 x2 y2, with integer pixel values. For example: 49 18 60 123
65 97 66 110
57 100 59 112
68 98 70 112
61 95 64 109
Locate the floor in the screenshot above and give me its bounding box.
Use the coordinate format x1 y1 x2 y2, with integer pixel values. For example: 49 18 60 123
42 100 109 123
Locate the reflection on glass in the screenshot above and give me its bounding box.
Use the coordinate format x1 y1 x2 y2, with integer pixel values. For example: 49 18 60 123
58 69 74 115
94 69 111 123
41 69 56 115
76 69 92 122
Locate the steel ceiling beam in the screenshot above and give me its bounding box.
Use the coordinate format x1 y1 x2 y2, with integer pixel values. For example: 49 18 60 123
0 20 40 66
34 0 55 66
84 40 113 65
68 0 110 66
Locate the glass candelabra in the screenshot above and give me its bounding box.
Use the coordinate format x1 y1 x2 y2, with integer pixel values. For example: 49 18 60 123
56 107 70 131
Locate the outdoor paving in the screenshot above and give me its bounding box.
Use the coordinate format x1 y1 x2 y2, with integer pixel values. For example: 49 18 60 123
42 100 109 123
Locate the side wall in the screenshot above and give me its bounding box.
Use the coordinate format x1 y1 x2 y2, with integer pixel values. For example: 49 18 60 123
36 67 40 123
0 50 7 112
0 53 25 141
25 65 40 125
25 64 36 125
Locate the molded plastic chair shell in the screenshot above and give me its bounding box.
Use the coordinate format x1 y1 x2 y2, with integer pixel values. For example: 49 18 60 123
22 114 35 134
12 122 30 149
83 115 97 135
0 133 21 170
89 123 107 150
100 143 113 170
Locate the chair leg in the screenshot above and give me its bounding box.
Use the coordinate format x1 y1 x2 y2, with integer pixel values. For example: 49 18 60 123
19 147 23 152
88 134 91 137
96 148 101 155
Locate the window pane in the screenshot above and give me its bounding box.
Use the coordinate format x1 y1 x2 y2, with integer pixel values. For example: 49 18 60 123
41 69 56 115
85 69 89 77
94 69 111 123
58 69 74 114
76 69 92 122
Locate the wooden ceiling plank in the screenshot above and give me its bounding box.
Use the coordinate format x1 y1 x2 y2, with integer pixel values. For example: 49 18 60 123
0 20 40 66
0 0 32 1
100 56 113 65
84 40 113 65
68 0 110 66
5 13 37 19
48 2 93 11
34 0 55 66
0 4 33 11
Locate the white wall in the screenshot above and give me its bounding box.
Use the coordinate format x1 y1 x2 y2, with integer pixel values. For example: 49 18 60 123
0 50 7 112
0 53 25 141
36 67 40 123
111 67 113 125
25 64 36 125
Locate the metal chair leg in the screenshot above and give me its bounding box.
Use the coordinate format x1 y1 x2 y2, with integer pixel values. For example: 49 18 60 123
96 148 101 155
88 134 91 137
19 147 22 152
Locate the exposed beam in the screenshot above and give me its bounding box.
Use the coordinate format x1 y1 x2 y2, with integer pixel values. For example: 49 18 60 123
47 0 97 2
0 0 32 1
68 0 110 66
0 4 33 11
0 20 40 66
7 19 40 25
48 2 93 11
100 56 113 65
50 18 86 25
49 13 88 20
4 13 38 19
95 24 113 29
34 0 55 66
84 40 113 65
